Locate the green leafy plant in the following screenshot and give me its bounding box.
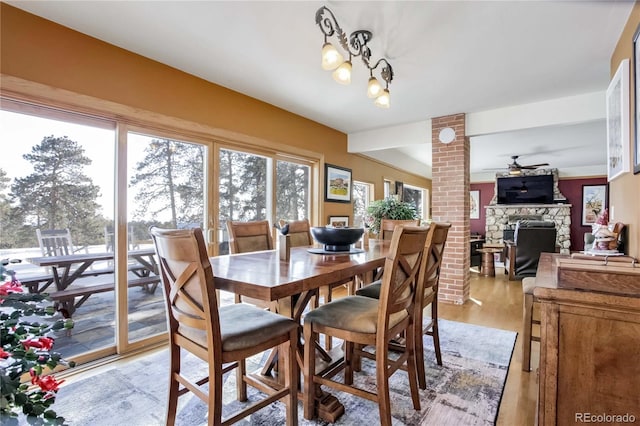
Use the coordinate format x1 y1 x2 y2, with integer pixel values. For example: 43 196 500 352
1 259 74 424
365 198 419 235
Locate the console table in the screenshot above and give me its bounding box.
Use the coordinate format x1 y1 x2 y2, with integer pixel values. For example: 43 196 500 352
533 254 640 425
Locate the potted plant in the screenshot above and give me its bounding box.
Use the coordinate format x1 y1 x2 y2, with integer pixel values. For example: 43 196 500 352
1 259 75 424
365 198 419 235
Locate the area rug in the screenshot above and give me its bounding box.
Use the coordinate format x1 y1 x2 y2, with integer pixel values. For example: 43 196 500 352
52 320 516 425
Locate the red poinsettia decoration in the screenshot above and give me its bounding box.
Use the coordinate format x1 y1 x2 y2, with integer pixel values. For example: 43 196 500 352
1 262 75 423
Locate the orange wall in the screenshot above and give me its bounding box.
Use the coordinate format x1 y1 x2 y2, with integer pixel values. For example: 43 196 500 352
0 4 430 222
610 2 640 258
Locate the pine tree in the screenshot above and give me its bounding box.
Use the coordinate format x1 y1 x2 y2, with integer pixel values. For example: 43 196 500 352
10 136 103 247
129 139 204 228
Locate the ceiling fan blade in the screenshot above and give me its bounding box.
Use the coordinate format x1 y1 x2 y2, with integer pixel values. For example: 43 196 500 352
521 163 550 169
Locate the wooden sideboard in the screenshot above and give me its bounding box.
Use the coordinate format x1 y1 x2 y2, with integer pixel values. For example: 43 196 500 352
533 254 640 425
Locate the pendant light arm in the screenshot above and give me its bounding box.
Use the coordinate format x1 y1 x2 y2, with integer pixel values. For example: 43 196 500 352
369 58 394 87
316 7 372 59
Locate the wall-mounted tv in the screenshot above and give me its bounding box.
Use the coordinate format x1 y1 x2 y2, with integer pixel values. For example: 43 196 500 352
496 175 554 204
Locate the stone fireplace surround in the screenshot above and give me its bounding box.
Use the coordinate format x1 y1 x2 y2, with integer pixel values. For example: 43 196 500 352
484 169 572 254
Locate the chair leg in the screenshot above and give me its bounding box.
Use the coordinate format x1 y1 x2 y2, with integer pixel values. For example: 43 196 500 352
522 293 534 372
284 332 298 426
208 365 223 426
415 311 426 390
406 325 421 411
344 341 354 385
376 342 393 426
432 304 443 366
237 359 247 401
303 322 317 420
323 287 333 351
166 345 180 426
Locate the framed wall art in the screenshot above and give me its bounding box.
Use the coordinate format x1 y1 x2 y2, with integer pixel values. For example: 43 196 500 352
633 23 640 174
328 216 349 228
324 164 352 203
606 58 630 181
470 190 480 220
581 184 607 226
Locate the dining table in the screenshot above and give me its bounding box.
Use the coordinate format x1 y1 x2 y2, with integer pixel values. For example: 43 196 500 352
209 239 391 422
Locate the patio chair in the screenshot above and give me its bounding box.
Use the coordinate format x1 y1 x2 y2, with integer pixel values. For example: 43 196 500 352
36 228 81 257
104 224 140 252
303 225 428 425
149 227 299 426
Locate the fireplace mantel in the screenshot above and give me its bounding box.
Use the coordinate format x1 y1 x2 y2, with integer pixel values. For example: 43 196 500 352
487 203 572 209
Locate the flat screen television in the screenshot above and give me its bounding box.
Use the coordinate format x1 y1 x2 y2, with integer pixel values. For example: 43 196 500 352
496 175 554 204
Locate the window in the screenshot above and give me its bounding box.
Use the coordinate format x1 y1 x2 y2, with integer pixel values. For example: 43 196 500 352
217 149 313 254
352 181 374 227
383 179 392 199
403 184 429 220
276 159 310 221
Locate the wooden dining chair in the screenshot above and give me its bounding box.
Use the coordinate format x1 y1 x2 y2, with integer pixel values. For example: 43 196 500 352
278 218 353 350
284 219 314 247
413 222 450 388
303 225 428 426
226 220 276 309
149 227 299 426
226 220 274 254
360 219 421 292
379 219 421 240
356 222 451 389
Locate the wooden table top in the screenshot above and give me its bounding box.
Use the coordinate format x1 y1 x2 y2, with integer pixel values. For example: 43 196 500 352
27 248 156 267
477 247 504 254
210 240 391 302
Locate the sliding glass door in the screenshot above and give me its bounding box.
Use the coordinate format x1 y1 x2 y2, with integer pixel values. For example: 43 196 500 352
0 105 117 359
1 97 317 362
126 132 206 342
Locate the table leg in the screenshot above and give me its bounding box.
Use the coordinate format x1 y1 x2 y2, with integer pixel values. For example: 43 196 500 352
247 289 346 422
480 252 496 277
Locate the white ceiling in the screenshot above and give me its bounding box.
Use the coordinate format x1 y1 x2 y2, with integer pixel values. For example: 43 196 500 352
6 1 634 181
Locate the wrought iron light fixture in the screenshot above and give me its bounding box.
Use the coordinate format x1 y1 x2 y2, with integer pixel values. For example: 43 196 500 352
315 6 394 108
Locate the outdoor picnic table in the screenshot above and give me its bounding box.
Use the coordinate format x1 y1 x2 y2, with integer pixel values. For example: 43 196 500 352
25 248 160 317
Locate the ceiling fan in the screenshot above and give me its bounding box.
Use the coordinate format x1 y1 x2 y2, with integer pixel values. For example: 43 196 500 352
505 155 549 175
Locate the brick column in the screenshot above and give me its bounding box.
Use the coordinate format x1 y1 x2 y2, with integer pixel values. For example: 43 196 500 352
431 114 470 304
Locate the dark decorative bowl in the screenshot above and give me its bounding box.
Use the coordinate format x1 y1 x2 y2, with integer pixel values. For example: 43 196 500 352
310 227 364 252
